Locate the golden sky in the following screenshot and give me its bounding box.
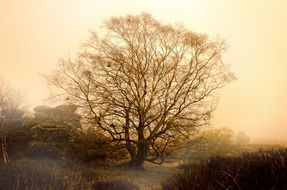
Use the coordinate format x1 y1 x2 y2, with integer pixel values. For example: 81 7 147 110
0 0 287 139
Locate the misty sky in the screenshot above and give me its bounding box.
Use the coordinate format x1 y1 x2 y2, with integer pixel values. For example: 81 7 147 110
0 0 287 139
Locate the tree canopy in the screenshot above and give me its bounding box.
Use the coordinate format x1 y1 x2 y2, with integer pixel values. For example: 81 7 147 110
48 13 234 169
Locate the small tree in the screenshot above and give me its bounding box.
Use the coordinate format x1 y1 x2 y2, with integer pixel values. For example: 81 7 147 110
0 79 23 163
48 13 234 169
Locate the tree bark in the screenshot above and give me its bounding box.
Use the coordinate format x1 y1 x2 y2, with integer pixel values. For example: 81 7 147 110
0 117 9 164
129 123 147 170
128 143 146 170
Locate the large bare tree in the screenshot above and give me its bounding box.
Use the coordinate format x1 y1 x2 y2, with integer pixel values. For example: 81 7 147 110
48 13 234 169
0 79 23 163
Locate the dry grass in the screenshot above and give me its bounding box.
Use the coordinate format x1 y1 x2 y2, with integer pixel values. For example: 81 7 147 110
93 162 180 190
162 149 287 190
0 159 140 190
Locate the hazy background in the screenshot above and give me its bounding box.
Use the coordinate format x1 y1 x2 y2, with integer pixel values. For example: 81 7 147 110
0 0 286 139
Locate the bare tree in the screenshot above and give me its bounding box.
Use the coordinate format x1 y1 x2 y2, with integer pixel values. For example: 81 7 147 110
48 13 235 169
0 79 23 163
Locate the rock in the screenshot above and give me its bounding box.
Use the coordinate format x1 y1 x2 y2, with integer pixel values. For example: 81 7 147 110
55 104 78 114
33 105 51 113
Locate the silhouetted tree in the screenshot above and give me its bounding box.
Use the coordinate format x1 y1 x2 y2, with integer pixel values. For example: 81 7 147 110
48 13 234 169
181 127 236 162
0 79 23 163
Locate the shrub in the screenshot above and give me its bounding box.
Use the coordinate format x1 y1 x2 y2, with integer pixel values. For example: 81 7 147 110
162 149 287 190
6 125 33 159
24 144 63 160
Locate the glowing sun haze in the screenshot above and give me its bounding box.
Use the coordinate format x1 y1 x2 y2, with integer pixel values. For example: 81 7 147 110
0 0 287 139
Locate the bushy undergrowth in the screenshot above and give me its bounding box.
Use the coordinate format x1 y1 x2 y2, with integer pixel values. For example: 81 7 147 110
0 159 138 190
6 124 128 164
162 149 287 190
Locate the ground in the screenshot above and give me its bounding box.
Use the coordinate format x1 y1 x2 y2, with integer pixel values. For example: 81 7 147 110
93 162 181 190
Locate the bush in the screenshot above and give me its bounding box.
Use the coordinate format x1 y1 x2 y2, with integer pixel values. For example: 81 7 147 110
68 132 109 162
162 149 287 190
68 131 129 163
6 125 33 159
24 144 63 160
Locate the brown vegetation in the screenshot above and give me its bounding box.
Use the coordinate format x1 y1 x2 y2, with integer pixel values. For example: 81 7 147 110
0 159 139 190
162 149 287 190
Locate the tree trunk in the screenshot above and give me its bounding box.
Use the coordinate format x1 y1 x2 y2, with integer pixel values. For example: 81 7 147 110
1 135 9 164
124 107 136 164
128 120 147 170
0 117 9 164
128 144 146 170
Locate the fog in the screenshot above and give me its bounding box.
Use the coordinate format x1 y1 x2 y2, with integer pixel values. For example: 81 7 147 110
1 0 287 140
